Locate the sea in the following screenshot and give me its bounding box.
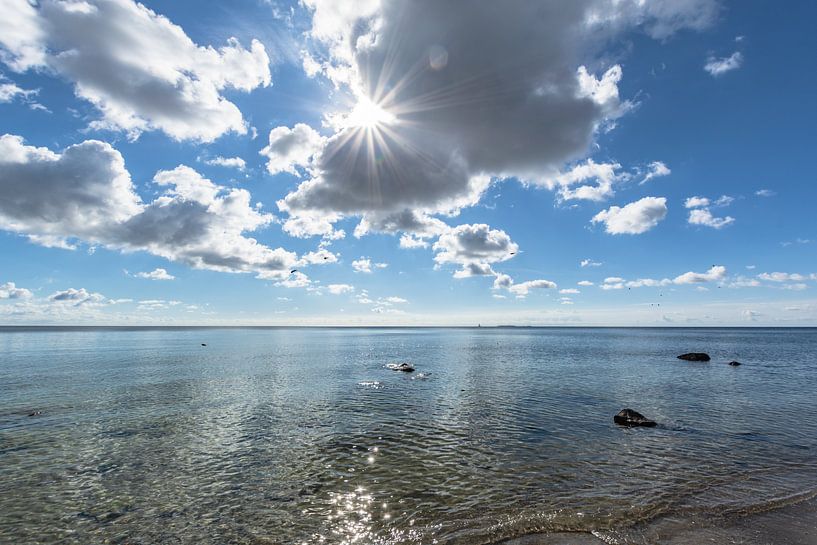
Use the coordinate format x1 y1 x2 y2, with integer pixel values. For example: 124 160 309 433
1 327 816 544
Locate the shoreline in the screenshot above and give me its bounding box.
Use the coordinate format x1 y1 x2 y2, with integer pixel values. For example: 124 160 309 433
2 325 817 331
499 494 817 545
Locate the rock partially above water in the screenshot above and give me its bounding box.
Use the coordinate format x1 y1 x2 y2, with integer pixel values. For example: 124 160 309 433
728 360 741 366
677 352 711 362
614 408 657 427
388 362 415 372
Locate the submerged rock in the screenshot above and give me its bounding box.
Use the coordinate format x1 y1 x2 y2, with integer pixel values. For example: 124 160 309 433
28 410 42 417
677 352 711 362
728 360 741 366
388 362 415 373
614 408 657 427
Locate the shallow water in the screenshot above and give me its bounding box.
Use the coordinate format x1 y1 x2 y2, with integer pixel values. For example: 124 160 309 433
1 327 816 544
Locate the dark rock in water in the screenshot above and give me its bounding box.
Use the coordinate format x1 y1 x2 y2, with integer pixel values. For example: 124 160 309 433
728 360 741 366
389 362 414 372
614 408 656 427
201 343 207 346
677 352 711 362
28 411 42 417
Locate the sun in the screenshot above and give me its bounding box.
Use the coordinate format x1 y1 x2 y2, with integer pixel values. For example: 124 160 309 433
346 95 396 129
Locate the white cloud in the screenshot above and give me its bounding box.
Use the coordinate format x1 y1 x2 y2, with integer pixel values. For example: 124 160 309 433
560 288 580 294
383 296 407 304
585 0 719 40
492 274 557 298
704 51 743 76
0 0 46 71
598 266 727 289
49 287 106 306
204 156 246 171
452 262 496 279
758 272 810 283
354 210 449 239
434 224 518 278
399 234 430 249
755 189 776 197
0 281 32 299
260 123 325 176
714 195 734 207
781 238 812 247
510 280 557 297
0 80 36 103
277 0 714 236
591 196 667 234
0 0 271 141
352 257 386 273
280 212 345 240
298 248 339 266
327 283 354 295
626 278 672 288
581 259 602 268
729 276 761 288
685 196 710 208
674 265 727 284
536 159 626 202
135 268 175 281
782 283 808 291
685 194 734 228
577 280 594 286
0 135 301 279
639 161 671 185
274 271 311 288
601 277 625 290
688 208 735 229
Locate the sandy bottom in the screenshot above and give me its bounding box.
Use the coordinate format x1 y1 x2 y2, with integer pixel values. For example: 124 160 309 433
501 497 817 545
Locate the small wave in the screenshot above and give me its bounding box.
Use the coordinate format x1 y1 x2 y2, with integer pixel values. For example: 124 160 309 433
357 381 383 389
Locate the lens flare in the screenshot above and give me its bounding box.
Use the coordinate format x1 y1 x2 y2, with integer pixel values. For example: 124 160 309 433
346 96 396 129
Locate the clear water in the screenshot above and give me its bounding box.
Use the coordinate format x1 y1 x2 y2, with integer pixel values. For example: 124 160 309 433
1 327 815 544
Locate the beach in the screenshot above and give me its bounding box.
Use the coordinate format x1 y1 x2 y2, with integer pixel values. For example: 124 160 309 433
1 327 816 544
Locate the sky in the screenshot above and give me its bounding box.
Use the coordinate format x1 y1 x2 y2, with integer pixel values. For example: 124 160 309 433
0 0 815 326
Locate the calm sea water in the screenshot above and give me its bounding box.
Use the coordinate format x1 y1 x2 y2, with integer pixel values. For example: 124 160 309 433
1 327 816 544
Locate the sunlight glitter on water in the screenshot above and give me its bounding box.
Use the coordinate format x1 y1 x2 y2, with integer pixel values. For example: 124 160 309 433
1 327 816 544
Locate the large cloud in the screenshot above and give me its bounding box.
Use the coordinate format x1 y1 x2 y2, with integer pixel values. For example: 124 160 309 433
0 134 300 278
276 0 715 236
0 134 141 244
0 0 271 141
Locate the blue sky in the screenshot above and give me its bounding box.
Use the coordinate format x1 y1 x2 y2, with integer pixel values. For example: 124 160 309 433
0 0 815 325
